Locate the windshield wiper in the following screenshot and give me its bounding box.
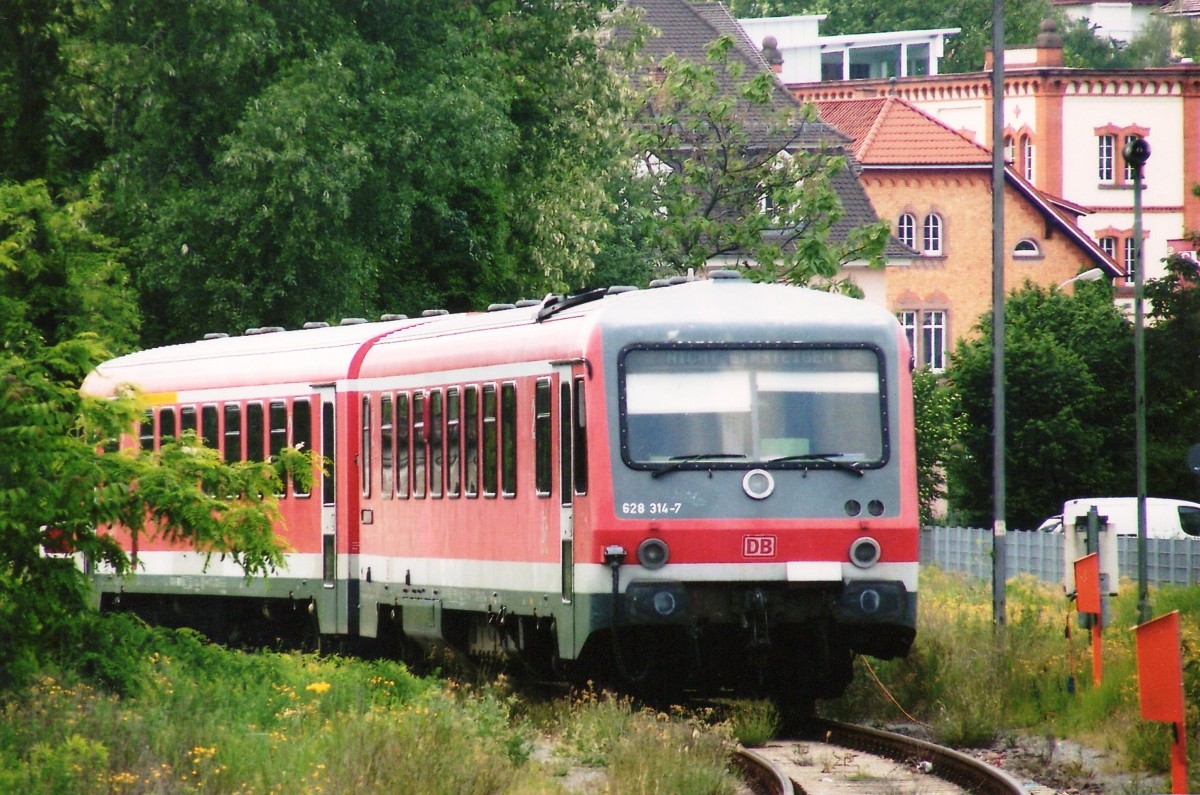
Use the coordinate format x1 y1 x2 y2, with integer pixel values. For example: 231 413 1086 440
768 452 865 478
650 453 746 479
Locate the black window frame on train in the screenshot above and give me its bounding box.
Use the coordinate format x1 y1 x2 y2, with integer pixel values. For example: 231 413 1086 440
381 394 394 499
201 404 220 452
223 403 242 463
292 398 312 498
616 342 891 474
180 405 197 436
139 411 155 452
429 389 444 499
360 396 372 498
573 377 588 495
246 402 265 462
160 406 177 443
534 378 553 498
396 392 410 499
500 381 517 498
463 386 479 498
446 387 462 498
481 384 498 498
412 391 427 499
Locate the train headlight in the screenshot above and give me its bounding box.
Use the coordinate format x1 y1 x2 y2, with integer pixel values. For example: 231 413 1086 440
849 537 881 569
637 538 670 570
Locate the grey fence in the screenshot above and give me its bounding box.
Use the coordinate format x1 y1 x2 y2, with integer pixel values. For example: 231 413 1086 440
920 526 1200 588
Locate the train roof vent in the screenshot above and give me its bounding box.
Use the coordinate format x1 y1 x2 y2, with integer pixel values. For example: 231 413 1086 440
339 317 368 326
668 275 690 285
487 303 516 312
606 285 639 294
203 332 229 340
648 279 671 288
259 326 285 334
710 269 743 280
303 321 330 329
380 313 408 321
514 299 541 308
421 309 449 317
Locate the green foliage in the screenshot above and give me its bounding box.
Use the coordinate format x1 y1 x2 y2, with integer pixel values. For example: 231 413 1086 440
31 0 628 345
944 279 1134 529
913 369 962 525
620 34 889 286
1144 254 1200 500
0 179 137 352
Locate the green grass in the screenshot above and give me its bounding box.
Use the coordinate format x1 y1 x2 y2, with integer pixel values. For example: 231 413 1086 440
3 571 1198 792
826 567 1200 789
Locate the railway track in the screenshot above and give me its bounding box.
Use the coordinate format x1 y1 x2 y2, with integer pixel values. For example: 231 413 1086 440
735 719 1030 795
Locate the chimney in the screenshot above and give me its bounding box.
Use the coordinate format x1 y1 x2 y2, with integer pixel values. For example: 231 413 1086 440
762 36 783 74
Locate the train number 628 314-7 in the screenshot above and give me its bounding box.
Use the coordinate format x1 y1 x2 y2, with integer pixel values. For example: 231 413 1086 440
620 502 682 516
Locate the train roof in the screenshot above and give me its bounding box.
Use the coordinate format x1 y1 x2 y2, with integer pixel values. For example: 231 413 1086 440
83 278 902 397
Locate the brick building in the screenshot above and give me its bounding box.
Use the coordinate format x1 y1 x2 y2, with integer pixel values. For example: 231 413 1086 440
815 96 1120 369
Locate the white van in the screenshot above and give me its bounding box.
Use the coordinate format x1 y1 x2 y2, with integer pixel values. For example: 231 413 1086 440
1037 497 1200 540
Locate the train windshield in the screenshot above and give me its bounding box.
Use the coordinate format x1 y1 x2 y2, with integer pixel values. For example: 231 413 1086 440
620 345 886 470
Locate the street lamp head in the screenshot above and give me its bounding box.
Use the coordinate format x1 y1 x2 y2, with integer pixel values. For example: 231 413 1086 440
1123 136 1151 169
1058 267 1106 289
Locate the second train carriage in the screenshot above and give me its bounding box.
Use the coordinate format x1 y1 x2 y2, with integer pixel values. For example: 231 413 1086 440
83 274 918 708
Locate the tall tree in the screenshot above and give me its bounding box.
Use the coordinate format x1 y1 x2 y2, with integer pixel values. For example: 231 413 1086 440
0 181 311 683
945 280 1133 529
1145 254 1200 500
618 34 890 286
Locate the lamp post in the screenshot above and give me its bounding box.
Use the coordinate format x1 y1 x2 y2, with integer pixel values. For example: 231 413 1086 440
1123 135 1151 625
1058 267 1106 290
991 0 1007 628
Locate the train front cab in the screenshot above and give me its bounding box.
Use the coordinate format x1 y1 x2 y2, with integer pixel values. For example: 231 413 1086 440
569 279 919 705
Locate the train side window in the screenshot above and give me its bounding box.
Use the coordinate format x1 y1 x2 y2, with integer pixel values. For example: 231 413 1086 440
246 402 265 462
322 400 335 505
482 385 498 498
181 405 197 436
396 393 410 498
535 378 552 497
430 389 444 498
360 396 372 498
202 404 220 453
293 398 312 498
501 382 517 498
140 411 155 452
223 404 242 462
446 388 461 498
573 377 588 495
160 407 177 444
381 395 394 498
464 386 479 498
270 400 288 496
269 401 288 459
559 383 572 506
412 391 426 498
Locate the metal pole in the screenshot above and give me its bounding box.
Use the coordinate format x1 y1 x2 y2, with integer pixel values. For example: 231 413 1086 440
991 0 1007 626
1124 136 1151 624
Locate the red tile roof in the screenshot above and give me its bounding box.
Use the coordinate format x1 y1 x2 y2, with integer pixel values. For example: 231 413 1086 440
814 96 991 166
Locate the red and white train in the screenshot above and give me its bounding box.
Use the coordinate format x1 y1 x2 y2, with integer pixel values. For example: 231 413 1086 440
83 273 918 709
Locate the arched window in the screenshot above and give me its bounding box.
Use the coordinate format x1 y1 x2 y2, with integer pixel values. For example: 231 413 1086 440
1003 135 1014 164
922 214 943 255
1021 135 1034 181
896 213 916 249
1014 239 1040 258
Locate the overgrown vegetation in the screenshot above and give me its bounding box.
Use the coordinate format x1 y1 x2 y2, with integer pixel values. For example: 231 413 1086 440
4 572 1195 791
828 568 1200 789
0 613 742 794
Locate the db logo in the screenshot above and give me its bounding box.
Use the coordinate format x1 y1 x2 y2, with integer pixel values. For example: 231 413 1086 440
742 535 777 558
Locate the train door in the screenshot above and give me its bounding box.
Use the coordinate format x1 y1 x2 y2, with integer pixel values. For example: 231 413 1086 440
317 386 340 634
556 366 579 647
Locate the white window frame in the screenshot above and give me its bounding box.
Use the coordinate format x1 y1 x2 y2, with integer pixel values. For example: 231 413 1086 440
922 310 947 372
897 213 916 249
1098 134 1115 183
922 214 943 256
